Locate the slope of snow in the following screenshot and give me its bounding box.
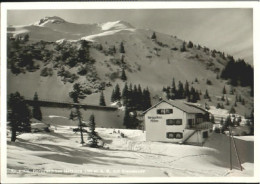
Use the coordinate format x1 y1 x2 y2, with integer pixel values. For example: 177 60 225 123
7 127 253 177
81 29 135 41
100 20 134 31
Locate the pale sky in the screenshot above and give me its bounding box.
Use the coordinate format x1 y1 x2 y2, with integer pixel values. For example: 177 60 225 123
7 9 253 65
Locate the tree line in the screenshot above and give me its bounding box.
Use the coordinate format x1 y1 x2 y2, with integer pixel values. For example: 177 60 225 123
111 83 151 111
163 78 201 103
220 56 253 96
8 92 42 142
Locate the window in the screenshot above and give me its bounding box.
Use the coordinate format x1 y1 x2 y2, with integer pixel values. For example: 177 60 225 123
166 119 175 125
196 118 203 124
166 119 182 125
157 109 165 114
167 132 175 139
165 109 173 114
188 119 194 125
175 119 182 125
166 132 183 139
175 132 183 139
157 109 173 114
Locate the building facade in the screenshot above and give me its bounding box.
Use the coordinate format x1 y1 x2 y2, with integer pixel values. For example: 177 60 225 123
143 100 213 145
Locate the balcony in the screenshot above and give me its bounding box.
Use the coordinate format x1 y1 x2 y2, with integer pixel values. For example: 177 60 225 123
186 122 213 130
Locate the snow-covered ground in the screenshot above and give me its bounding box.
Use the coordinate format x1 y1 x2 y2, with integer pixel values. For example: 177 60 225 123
6 125 253 177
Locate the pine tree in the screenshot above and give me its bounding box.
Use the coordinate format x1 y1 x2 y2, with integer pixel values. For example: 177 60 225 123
137 84 143 110
221 94 225 101
211 51 216 58
8 92 31 142
204 89 209 99
223 115 232 131
180 42 186 52
184 80 190 98
69 83 86 144
195 90 200 102
177 81 184 99
119 42 125 53
123 107 131 128
229 106 236 114
151 32 157 40
132 84 138 109
121 69 127 81
69 83 86 103
24 34 29 42
89 114 99 148
189 87 196 103
223 86 226 94
32 92 42 121
206 79 212 85
170 77 176 99
111 89 116 102
172 77 176 89
187 41 193 48
142 88 152 110
128 83 133 107
112 45 116 54
122 83 129 106
166 92 171 100
114 84 121 101
99 90 106 106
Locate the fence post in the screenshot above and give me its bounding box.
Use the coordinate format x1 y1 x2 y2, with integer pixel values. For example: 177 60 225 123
229 127 232 170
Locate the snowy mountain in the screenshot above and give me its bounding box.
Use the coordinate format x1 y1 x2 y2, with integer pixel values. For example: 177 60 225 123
7 16 253 116
33 16 67 26
8 16 135 42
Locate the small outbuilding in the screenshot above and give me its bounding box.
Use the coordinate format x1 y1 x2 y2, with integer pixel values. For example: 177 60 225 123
143 100 213 145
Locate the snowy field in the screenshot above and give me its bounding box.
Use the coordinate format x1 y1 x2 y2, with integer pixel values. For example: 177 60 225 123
7 125 253 177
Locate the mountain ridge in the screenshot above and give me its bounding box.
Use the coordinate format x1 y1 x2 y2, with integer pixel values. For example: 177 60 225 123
7 16 253 116
8 16 136 42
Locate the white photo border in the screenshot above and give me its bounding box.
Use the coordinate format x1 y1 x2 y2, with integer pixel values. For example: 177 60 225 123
1 1 259 183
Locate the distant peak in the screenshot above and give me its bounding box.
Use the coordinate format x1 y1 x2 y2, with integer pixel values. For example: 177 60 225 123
100 20 134 31
34 16 66 26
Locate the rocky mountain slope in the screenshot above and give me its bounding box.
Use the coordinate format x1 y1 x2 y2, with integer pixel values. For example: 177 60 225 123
7 16 253 116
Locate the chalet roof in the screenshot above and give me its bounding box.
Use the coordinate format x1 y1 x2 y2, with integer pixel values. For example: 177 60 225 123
142 100 207 114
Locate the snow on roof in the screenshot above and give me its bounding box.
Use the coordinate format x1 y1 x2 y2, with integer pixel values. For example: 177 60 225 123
143 100 207 115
